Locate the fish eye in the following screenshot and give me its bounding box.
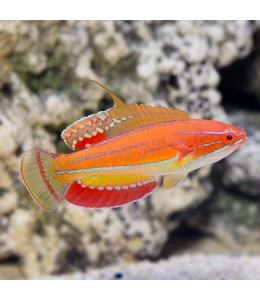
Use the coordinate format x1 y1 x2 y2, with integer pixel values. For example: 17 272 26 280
226 135 233 141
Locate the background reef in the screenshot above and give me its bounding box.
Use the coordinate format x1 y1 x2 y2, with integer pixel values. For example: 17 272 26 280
0 20 260 279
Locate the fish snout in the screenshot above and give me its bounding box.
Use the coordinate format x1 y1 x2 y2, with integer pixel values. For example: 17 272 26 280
236 129 247 144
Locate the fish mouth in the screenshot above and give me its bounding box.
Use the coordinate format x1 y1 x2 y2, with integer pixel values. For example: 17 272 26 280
229 130 247 149
235 130 247 145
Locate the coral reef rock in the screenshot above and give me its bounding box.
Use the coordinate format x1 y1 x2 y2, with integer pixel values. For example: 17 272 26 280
224 110 260 197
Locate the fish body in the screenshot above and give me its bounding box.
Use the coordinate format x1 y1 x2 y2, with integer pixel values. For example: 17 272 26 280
21 81 246 211
55 120 245 179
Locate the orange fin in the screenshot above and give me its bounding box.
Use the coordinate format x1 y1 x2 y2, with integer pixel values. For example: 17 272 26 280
61 80 189 150
65 175 157 208
107 103 189 138
21 150 68 212
89 80 129 110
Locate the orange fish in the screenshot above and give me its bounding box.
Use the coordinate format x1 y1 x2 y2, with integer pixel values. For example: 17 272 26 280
21 81 247 212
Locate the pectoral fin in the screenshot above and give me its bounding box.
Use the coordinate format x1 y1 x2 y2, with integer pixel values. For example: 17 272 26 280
163 173 187 189
179 143 197 160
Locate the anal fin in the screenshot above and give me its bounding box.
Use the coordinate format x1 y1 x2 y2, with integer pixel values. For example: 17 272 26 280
66 175 157 208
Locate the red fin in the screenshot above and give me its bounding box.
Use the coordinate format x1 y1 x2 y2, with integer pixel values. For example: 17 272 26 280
61 114 109 150
74 131 106 150
65 175 157 208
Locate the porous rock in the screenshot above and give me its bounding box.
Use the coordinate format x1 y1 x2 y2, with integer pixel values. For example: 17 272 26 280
0 21 259 278
225 136 260 196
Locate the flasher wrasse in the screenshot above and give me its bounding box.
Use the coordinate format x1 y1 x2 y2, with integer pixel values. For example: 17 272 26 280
21 81 247 212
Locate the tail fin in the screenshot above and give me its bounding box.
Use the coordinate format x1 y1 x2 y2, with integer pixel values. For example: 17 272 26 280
21 149 67 212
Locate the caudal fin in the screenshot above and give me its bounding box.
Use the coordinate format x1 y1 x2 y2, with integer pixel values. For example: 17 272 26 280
21 149 67 212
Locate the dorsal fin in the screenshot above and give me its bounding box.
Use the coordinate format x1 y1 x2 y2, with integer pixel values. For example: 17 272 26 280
61 81 190 150
89 80 129 110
